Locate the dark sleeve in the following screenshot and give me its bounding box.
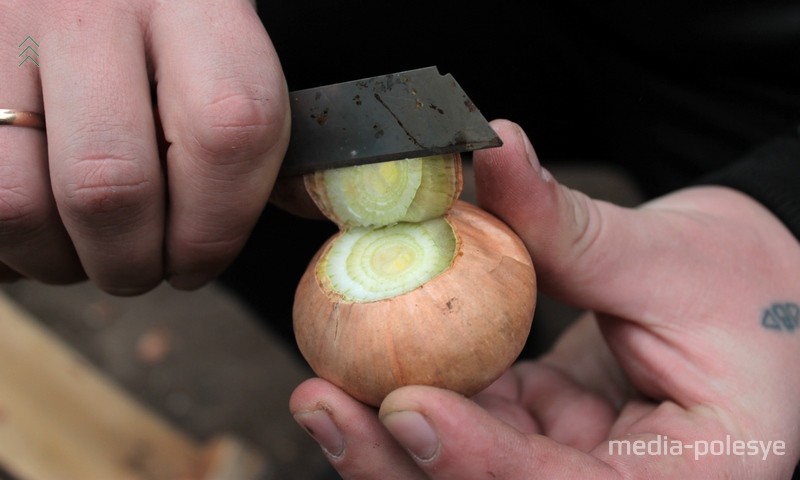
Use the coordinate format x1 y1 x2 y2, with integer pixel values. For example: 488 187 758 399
698 128 800 240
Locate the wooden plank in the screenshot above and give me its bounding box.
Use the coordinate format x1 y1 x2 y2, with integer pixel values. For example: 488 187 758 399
196 436 270 480
0 291 265 480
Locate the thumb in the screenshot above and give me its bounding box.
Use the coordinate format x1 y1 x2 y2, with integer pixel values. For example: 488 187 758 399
379 386 618 479
473 119 645 314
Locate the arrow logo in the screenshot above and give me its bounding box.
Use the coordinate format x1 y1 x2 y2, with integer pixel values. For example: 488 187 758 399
18 35 39 67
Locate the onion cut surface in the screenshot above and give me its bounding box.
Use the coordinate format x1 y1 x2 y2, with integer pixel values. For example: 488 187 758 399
304 153 462 228
294 201 536 406
320 218 457 302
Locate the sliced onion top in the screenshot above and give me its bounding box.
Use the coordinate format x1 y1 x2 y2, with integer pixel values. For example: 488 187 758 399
318 217 457 302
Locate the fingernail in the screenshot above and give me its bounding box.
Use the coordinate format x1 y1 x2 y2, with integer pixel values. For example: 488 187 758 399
515 124 550 182
293 410 345 458
381 411 439 462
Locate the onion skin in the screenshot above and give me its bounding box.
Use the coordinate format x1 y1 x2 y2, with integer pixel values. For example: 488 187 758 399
293 200 536 406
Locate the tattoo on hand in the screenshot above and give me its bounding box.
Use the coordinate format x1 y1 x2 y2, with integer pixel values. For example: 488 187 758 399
761 302 800 332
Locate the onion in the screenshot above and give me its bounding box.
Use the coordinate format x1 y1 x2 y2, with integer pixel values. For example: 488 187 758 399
304 153 462 228
293 154 536 406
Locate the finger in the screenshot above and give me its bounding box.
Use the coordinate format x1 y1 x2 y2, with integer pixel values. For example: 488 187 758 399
269 175 326 220
473 362 617 451
512 362 616 451
149 0 291 289
539 313 633 408
471 371 541 435
379 386 620 479
290 378 424 479
474 119 654 315
0 22 84 283
41 5 164 294
470 392 541 436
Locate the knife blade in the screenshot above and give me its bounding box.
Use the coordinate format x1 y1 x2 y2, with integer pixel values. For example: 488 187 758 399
279 66 502 177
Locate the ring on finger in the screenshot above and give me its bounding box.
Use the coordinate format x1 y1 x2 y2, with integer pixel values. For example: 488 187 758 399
0 109 45 129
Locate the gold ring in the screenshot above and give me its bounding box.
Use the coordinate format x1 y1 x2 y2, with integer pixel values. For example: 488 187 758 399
0 109 45 130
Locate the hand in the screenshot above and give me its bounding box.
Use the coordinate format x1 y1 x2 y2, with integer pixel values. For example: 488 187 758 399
290 119 800 479
0 0 289 294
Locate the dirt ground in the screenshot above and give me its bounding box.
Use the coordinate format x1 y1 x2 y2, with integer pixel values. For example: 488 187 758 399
0 161 642 480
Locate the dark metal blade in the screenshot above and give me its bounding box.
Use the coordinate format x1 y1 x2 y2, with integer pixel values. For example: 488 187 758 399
279 66 502 177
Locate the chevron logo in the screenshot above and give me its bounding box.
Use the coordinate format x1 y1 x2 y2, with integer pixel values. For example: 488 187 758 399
18 35 39 67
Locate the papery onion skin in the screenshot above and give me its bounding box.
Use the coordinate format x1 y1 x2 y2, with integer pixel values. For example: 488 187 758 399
293 201 536 406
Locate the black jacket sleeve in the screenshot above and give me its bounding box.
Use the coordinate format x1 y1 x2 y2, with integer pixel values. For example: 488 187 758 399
699 129 800 240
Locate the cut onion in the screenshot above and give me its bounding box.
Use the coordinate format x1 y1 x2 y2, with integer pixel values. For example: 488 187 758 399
304 153 462 228
293 154 536 406
320 217 456 302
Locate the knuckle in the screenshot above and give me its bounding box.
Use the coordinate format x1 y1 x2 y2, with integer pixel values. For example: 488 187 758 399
172 223 250 270
0 184 45 237
58 151 155 221
184 229 247 261
191 91 276 162
48 0 139 28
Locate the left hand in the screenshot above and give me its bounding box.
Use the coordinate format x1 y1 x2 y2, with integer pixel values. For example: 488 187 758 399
289 120 800 479
0 0 289 293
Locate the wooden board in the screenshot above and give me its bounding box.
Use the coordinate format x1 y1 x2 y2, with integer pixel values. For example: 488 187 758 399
0 292 266 480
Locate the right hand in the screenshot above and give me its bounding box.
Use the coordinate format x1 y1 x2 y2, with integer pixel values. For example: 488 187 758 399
290 119 800 479
0 0 290 294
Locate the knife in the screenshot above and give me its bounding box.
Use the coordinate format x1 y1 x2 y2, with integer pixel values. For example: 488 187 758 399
279 66 502 177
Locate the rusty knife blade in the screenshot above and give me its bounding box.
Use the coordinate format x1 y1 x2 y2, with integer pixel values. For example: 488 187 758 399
279 66 502 177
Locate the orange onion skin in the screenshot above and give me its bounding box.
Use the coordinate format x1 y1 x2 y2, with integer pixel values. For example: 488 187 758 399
292 201 536 407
